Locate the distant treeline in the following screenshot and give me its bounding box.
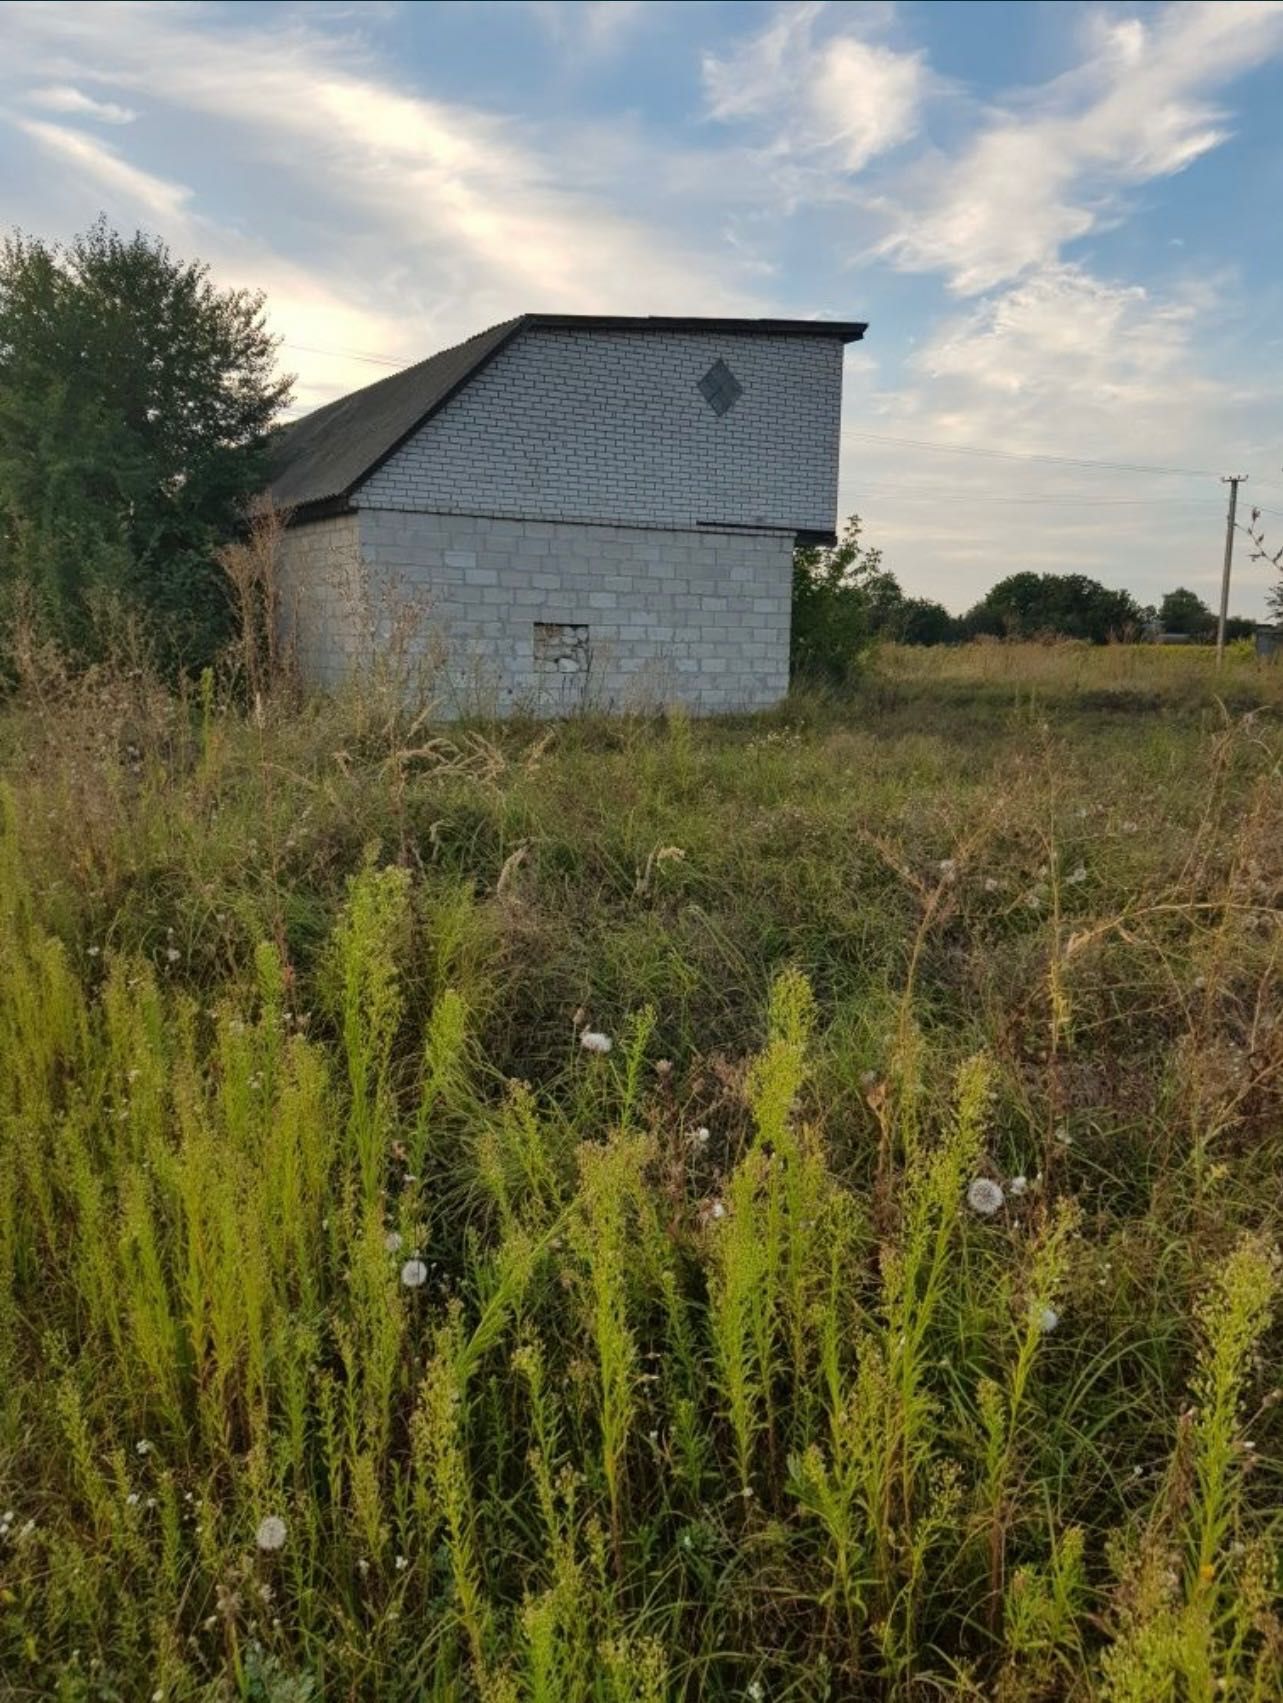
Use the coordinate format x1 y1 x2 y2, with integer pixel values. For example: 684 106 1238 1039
792 517 1261 682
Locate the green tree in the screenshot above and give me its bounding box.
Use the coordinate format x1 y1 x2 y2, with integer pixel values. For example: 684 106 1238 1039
0 218 290 667
887 595 958 645
791 514 892 683
1159 586 1215 637
964 571 1142 644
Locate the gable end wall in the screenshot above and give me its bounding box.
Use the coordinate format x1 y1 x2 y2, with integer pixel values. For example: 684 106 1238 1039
356 327 843 534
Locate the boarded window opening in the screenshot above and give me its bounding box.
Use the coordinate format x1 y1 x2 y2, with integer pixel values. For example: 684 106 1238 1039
534 622 590 676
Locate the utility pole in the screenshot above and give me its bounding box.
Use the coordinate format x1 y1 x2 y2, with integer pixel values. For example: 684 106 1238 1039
1217 474 1247 666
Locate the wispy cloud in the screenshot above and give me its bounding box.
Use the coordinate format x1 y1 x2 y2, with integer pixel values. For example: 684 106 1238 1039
26 84 136 124
17 121 189 220
0 1 760 406
874 1 1283 294
704 2 927 174
526 1 646 57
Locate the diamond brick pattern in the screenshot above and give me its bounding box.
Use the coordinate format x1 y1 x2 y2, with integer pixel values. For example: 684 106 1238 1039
697 358 743 417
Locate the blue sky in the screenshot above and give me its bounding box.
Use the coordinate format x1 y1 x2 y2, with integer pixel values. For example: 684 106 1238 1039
2 0 1282 614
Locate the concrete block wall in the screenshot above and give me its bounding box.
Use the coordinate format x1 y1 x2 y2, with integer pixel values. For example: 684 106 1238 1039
357 326 843 536
350 510 792 716
275 513 365 687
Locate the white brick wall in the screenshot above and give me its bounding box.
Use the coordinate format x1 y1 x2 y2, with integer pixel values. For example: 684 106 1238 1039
280 510 793 716
357 326 843 534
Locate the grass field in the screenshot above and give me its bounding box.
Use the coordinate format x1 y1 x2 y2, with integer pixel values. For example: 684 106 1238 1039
1 640 1281 1700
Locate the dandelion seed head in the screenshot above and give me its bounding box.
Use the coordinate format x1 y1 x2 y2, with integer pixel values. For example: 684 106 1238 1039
400 1258 429 1289
579 1029 612 1055
967 1178 1005 1217
693 1126 710 1146
1037 1306 1060 1334
384 1230 403 1253
1008 1175 1028 1197
255 1515 287 1552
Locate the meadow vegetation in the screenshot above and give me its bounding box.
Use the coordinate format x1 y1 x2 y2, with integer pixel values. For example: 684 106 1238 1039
1 639 1281 1700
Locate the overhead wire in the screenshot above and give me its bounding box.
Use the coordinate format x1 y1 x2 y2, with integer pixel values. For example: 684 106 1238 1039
276 339 1283 516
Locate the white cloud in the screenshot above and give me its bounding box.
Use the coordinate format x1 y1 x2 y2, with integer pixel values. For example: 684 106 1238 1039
704 2 926 173
17 121 189 221
26 84 136 124
0 1 762 409
526 1 645 55
875 1 1283 294
839 264 1283 614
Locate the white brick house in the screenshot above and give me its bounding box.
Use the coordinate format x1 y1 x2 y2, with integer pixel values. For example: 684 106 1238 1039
268 313 863 714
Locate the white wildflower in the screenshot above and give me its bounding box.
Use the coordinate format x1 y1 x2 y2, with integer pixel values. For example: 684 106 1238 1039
1008 1175 1028 1197
135 1439 153 1456
165 947 181 964
88 945 100 958
579 1029 612 1055
395 1554 408 1571
710 1200 726 1220
748 1683 765 1702
692 1126 710 1147
1037 1305 1060 1334
1066 864 1087 886
937 858 957 881
357 1558 370 1576
126 1492 140 1507
1054 1124 1072 1146
967 1178 1005 1217
400 1258 429 1289
983 877 1000 893
255 1515 287 1552
384 1230 403 1253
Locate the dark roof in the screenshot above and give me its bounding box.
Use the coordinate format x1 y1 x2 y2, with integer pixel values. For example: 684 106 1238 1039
268 313 867 519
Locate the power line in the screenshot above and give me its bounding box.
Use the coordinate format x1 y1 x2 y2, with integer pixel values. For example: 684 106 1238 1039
281 341 403 368
843 429 1221 480
845 484 1226 508
273 339 1283 508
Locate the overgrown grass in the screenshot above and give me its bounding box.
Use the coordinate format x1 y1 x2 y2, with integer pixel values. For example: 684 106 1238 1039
1 641 1281 1700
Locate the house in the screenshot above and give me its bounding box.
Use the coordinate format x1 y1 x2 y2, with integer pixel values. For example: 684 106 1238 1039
267 313 864 714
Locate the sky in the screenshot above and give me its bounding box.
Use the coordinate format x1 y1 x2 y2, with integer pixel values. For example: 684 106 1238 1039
2 0 1282 616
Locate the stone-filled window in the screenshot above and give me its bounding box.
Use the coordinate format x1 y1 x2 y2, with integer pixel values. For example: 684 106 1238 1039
534 622 590 676
697 357 743 417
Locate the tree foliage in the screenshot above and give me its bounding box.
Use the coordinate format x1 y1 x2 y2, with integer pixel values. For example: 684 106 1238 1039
0 218 291 668
790 515 887 684
964 571 1143 644
1159 586 1216 637
791 516 957 682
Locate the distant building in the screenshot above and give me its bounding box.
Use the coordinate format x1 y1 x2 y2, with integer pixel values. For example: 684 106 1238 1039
1256 625 1281 661
267 313 865 714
